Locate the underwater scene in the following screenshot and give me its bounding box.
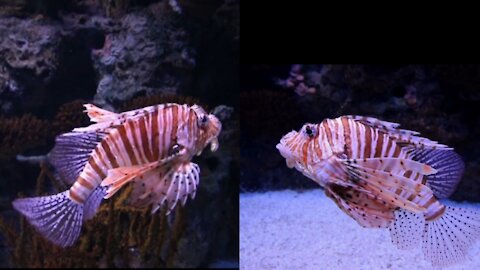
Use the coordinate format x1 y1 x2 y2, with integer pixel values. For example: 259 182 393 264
240 65 480 270
0 0 238 268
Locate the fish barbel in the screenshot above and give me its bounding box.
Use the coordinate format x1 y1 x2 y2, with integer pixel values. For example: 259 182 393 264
13 103 221 247
276 115 480 267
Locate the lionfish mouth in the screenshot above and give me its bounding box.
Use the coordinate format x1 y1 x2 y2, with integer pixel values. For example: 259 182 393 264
276 130 300 168
210 138 219 152
208 115 222 152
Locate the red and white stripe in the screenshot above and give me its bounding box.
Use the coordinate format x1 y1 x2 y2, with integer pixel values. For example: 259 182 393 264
68 104 201 204
280 115 446 220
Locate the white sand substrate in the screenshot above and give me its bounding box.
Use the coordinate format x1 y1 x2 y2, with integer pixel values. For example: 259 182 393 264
240 189 480 270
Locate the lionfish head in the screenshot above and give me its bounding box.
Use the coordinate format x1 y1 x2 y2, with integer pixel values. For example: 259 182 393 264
192 105 222 153
276 123 319 169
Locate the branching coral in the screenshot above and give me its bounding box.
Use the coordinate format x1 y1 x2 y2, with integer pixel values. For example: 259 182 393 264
51 99 90 135
0 99 93 160
0 114 51 160
120 93 206 111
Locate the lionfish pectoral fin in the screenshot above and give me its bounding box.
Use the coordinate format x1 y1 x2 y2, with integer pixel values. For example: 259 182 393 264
83 103 119 123
408 147 465 199
12 191 84 247
127 167 169 209
342 159 432 194
421 206 480 267
325 184 395 228
340 161 426 213
101 161 162 199
389 209 424 250
151 162 201 215
341 157 437 175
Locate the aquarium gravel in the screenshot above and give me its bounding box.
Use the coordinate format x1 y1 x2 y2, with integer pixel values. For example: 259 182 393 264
240 189 480 270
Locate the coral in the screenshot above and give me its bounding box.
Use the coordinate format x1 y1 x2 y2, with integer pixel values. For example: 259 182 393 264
168 0 182 14
51 99 90 135
120 93 204 112
0 17 60 81
0 114 51 160
0 0 25 16
275 64 316 96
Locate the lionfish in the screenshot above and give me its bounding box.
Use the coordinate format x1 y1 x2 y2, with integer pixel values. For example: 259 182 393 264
276 115 480 267
13 103 221 247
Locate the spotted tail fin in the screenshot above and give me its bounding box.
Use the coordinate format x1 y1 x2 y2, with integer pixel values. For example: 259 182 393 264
12 191 84 247
422 206 480 267
389 209 425 250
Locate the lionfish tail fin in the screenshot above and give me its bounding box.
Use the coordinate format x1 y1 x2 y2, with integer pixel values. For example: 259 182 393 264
12 191 84 247
83 186 107 220
422 206 480 267
410 148 465 198
389 209 425 250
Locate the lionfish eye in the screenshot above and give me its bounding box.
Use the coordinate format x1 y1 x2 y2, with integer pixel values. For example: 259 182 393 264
169 144 182 156
198 115 208 127
305 125 315 138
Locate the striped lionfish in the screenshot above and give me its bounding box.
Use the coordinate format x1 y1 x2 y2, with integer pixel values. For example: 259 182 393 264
13 103 221 247
276 115 480 267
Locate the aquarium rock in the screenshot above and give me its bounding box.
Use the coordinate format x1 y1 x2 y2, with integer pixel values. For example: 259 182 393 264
0 16 61 113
